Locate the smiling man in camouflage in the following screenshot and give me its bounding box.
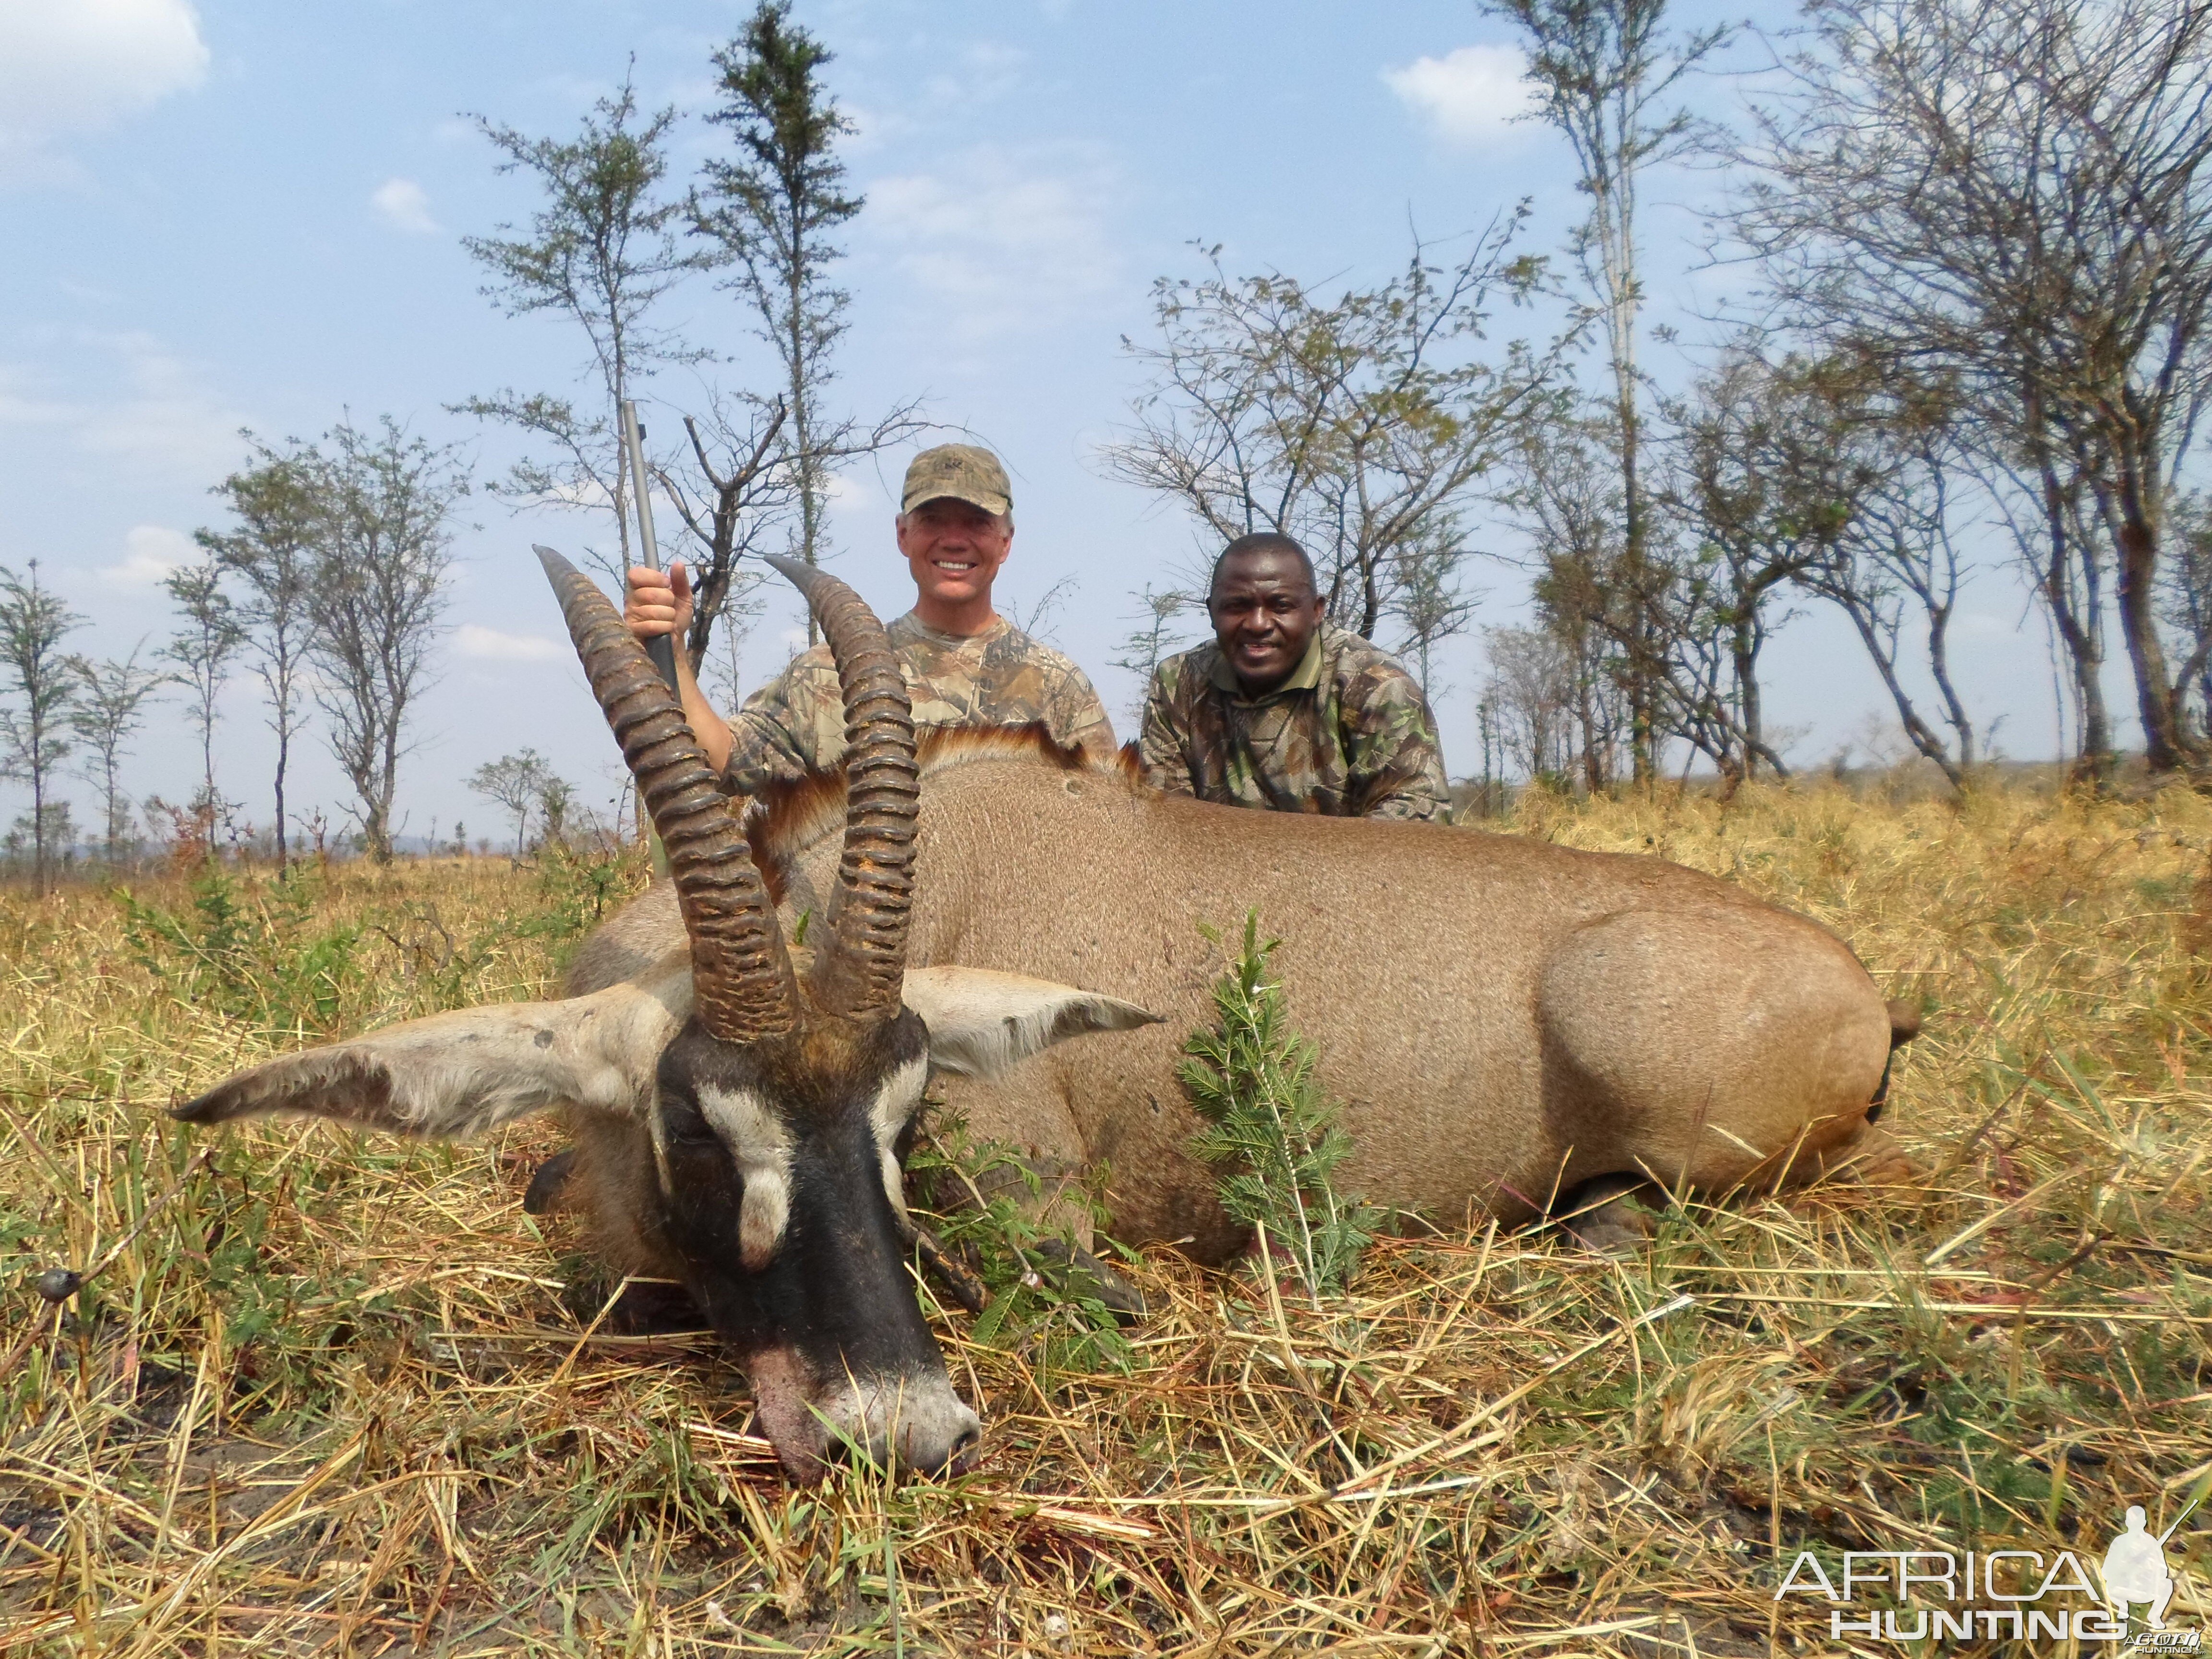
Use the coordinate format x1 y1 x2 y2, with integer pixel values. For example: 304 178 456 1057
1140 532 1449 821
626 444 1116 792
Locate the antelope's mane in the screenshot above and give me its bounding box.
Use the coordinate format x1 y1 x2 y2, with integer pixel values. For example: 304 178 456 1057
745 724 1148 874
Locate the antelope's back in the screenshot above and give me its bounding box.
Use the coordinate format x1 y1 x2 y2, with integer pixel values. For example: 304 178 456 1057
884 755 1881 1214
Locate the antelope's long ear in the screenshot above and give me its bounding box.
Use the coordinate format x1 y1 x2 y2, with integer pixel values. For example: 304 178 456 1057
171 976 690 1138
901 966 1161 1079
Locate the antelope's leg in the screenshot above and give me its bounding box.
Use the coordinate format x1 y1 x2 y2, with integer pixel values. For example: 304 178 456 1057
1554 1173 1652 1254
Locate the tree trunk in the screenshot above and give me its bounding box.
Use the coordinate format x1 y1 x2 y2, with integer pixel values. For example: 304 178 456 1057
273 719 289 875
2035 457 2115 784
2106 446 2208 774
1923 595 1976 775
30 757 47 897
1732 608 1762 781
1834 599 1971 792
1577 649 1605 794
787 249 821 648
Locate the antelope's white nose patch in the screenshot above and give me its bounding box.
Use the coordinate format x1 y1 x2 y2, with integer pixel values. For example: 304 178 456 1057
700 1084 794 1272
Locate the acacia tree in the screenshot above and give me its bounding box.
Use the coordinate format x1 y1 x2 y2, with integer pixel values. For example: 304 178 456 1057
0 560 84 893
162 560 245 824
537 772 574 848
1480 0 1727 780
199 439 320 871
69 645 165 864
305 418 470 863
1736 0 2212 779
695 1 857 590
468 749 553 859
458 75 710 575
1106 224 1553 647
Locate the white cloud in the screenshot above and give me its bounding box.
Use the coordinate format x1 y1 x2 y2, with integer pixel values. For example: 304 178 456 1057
864 144 1120 339
454 624 563 662
100 524 194 589
0 0 209 179
371 177 440 235
0 333 249 486
1383 45 1535 148
926 42 1025 105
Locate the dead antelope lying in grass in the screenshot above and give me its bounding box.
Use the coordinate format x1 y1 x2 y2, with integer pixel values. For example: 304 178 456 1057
177 554 1919 1483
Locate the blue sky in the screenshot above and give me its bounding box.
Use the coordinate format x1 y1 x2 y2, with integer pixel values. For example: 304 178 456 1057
0 0 2076 849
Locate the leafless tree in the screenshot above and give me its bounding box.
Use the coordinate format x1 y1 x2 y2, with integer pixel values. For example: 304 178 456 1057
1513 410 1636 790
1481 0 1729 781
304 418 471 863
1105 224 1553 644
0 560 83 893
2162 491 2212 742
1480 625 1578 782
69 645 164 865
1787 367 1987 790
1735 0 2212 779
656 395 791 678
1005 573 1082 645
1982 429 2116 778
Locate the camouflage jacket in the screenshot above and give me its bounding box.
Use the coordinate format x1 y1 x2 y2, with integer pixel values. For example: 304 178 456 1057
1139 623 1449 821
722 611 1118 795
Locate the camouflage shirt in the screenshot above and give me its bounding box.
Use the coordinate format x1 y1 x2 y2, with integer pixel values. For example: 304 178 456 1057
1140 623 1449 821
722 611 1118 795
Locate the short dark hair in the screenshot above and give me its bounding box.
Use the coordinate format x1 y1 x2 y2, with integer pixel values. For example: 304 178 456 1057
1209 532 1316 598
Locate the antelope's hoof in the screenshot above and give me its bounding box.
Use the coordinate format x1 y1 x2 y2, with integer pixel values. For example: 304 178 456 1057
1560 1200 1650 1256
523 1148 577 1216
1555 1174 1652 1255
1032 1238 1149 1322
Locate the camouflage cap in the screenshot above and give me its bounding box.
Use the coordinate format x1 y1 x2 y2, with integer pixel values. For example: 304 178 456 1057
901 444 1011 517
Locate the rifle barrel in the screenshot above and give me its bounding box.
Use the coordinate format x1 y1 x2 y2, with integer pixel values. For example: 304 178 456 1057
619 399 678 691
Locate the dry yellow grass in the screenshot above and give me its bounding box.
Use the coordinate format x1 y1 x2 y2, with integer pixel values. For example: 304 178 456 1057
2 781 2209 1656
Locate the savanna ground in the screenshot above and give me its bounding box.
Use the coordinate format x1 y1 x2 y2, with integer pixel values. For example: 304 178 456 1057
1 781 2209 1658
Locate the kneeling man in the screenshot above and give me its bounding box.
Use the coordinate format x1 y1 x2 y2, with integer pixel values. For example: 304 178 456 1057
1140 532 1449 821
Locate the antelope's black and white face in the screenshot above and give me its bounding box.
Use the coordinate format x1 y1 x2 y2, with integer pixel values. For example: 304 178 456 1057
646 1006 970 1477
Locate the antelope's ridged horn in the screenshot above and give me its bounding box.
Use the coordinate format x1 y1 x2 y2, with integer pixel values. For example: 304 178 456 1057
762 554 918 1023
536 547 796 1041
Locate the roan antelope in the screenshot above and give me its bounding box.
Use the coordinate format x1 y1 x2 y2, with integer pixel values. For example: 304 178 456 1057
178 553 1918 1482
